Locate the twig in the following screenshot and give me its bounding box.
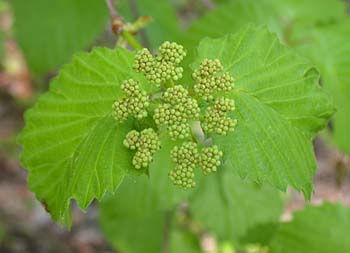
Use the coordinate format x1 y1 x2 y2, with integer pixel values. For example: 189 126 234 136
105 0 118 18
105 0 124 35
121 30 142 50
104 0 142 49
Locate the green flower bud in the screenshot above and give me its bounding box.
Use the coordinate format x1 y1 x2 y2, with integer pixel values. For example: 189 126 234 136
133 42 186 86
214 97 235 112
154 85 200 140
163 85 189 104
124 128 160 170
123 130 140 150
112 79 149 122
138 128 160 153
215 73 234 92
168 123 190 140
112 99 129 122
145 60 183 86
192 59 223 81
192 59 234 101
159 41 186 64
199 145 223 175
134 48 155 75
169 142 198 189
169 165 196 189
202 98 237 135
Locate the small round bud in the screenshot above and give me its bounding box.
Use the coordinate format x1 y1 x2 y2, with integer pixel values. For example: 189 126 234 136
169 165 196 189
192 59 234 101
214 97 235 112
124 128 160 170
215 73 234 92
123 130 140 150
145 60 183 86
154 85 200 140
202 98 237 135
171 142 198 165
163 85 189 104
192 59 223 81
138 128 161 153
112 79 149 122
159 41 186 64
133 42 186 86
199 145 223 175
169 142 199 189
134 48 155 75
112 99 129 122
168 124 190 140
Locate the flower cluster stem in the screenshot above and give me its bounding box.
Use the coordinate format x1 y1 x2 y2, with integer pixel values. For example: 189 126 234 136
121 30 143 50
105 0 143 50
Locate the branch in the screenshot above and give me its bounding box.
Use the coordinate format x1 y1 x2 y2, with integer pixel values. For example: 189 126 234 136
105 0 119 19
105 0 124 35
105 0 142 49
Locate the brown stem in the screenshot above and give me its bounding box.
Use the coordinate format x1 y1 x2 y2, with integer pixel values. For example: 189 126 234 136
105 0 118 18
105 0 142 49
105 0 124 35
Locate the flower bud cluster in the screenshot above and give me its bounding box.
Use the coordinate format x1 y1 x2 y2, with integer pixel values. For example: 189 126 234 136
112 43 237 187
168 142 225 188
133 42 186 86
133 48 154 74
192 59 223 79
158 41 186 64
169 142 199 189
153 85 200 139
192 59 234 100
123 128 160 170
199 146 223 175
202 98 237 135
112 79 149 122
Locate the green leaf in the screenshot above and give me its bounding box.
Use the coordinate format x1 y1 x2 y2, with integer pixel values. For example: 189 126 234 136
148 135 192 207
99 177 166 253
117 0 181 48
18 47 141 226
69 115 132 210
239 222 280 246
99 136 196 253
180 0 280 84
192 25 335 196
99 175 200 253
189 170 283 242
170 227 201 253
269 203 350 253
293 22 350 153
269 0 346 24
182 0 346 54
183 0 279 51
11 0 108 74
